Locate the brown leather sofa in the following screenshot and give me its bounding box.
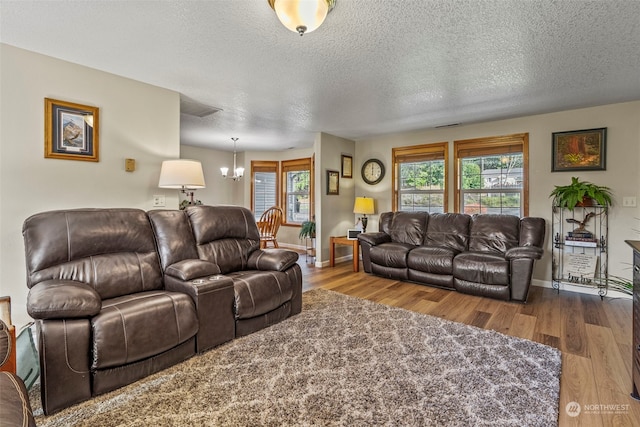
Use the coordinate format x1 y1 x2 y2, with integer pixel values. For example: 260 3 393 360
148 205 302 338
358 212 545 302
23 206 302 415
0 320 36 427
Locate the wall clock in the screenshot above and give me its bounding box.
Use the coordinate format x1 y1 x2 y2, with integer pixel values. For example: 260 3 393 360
361 159 385 185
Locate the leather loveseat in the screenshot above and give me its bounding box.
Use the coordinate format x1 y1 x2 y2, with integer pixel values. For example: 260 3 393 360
23 206 302 415
358 212 545 302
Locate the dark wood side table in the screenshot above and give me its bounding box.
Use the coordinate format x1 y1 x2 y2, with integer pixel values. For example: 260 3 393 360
626 240 640 400
330 236 360 272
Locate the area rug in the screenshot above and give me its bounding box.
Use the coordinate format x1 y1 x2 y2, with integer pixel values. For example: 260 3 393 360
30 289 561 426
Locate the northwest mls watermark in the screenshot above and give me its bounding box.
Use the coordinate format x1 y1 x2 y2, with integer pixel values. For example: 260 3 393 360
566 401 630 417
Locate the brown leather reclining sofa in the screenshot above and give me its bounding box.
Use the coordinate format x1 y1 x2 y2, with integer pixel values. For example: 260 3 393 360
358 212 545 302
23 205 302 415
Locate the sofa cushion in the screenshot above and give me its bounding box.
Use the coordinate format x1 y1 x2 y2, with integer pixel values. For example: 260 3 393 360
468 214 520 254
229 270 295 320
388 212 428 245
453 252 509 285
423 213 470 252
370 242 415 268
407 246 456 274
23 209 162 296
92 291 198 370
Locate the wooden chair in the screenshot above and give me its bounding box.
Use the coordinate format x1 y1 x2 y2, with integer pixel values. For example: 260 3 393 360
257 206 284 249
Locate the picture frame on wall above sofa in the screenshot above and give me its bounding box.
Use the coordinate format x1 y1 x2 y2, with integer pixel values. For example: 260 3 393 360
327 170 339 195
45 98 99 162
552 127 606 172
341 154 353 178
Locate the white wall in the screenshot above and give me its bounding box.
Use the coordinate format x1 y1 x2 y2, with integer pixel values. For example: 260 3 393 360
0 44 181 327
315 133 356 262
355 101 640 283
179 145 244 208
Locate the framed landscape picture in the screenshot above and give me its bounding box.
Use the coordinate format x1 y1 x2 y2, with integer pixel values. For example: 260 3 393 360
552 127 606 172
45 98 99 162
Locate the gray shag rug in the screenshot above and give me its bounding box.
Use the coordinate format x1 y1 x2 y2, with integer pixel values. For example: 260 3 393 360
31 289 561 426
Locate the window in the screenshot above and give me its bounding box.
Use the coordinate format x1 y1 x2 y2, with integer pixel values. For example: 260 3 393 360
392 142 448 212
454 133 529 216
281 157 313 225
251 161 278 220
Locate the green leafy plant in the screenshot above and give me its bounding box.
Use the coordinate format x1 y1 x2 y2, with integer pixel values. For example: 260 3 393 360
593 274 632 295
549 177 613 211
299 217 316 239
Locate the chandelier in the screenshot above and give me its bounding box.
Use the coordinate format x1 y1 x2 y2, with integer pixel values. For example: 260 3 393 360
267 0 336 36
220 137 244 181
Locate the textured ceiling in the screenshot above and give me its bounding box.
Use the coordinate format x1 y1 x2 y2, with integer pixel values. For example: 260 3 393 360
1 0 639 152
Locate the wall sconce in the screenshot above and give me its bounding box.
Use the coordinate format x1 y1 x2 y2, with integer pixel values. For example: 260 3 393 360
353 196 375 233
158 159 206 208
220 137 244 181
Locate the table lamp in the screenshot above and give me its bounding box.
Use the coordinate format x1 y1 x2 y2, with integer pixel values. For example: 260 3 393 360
353 196 375 233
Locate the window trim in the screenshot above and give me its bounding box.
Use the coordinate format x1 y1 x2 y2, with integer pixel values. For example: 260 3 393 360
392 142 449 212
453 133 529 216
281 157 314 226
250 160 279 218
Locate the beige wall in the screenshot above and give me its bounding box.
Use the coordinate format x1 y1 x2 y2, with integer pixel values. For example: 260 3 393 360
2 44 639 324
354 101 640 285
179 145 244 207
0 44 181 326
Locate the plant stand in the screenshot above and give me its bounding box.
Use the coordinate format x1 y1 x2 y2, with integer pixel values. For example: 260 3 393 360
305 237 316 264
552 204 608 299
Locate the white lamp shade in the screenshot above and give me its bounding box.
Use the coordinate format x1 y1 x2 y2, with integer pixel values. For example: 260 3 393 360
158 159 206 189
273 0 329 34
353 197 375 215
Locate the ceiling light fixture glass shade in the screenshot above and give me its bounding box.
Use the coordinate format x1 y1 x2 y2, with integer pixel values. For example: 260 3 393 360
268 0 336 36
221 137 244 181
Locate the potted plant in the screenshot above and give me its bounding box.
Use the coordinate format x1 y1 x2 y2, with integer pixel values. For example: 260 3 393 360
299 218 316 239
299 217 316 257
549 176 613 210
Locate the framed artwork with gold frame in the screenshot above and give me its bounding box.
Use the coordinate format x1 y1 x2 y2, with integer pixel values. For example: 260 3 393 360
45 98 99 162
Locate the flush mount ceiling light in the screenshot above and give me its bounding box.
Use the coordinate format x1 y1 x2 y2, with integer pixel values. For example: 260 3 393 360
268 0 336 36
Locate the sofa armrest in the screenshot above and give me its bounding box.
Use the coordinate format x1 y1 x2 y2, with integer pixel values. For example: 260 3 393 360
505 246 543 260
247 249 298 272
0 371 36 427
165 259 221 281
27 280 101 319
164 275 235 352
358 232 391 246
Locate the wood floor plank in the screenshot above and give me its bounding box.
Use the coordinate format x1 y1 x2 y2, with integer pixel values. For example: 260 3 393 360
509 313 537 340
560 291 590 358
298 259 639 425
558 353 604 427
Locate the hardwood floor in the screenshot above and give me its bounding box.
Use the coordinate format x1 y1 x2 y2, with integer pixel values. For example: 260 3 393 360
298 258 640 426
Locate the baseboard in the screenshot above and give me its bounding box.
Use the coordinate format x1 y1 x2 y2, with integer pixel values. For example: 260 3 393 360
532 278 632 299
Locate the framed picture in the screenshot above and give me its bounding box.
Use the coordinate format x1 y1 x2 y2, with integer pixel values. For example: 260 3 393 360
45 98 99 162
327 170 339 195
552 127 606 172
341 154 353 178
